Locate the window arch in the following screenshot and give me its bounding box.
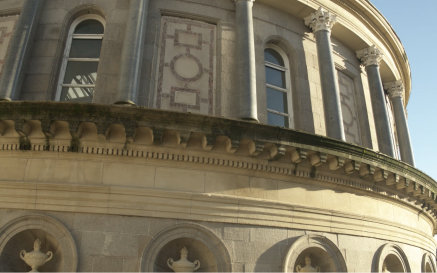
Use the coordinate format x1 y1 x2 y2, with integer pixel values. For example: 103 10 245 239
264 45 293 128
56 15 105 103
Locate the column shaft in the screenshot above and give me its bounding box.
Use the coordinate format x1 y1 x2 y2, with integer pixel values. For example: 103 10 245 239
235 0 258 121
391 96 415 166
115 0 149 105
366 65 395 157
315 30 345 141
0 0 43 101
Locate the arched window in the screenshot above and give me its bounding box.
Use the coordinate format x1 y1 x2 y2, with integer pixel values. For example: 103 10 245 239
56 15 105 103
264 45 293 128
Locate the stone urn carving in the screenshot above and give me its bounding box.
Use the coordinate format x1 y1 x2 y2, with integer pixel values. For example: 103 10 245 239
296 255 321 272
382 262 390 273
167 247 200 272
20 239 53 273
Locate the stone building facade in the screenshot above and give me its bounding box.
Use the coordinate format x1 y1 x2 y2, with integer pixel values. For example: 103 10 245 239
0 0 434 272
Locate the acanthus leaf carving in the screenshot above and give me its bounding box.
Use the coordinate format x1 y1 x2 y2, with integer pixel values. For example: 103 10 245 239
304 7 337 32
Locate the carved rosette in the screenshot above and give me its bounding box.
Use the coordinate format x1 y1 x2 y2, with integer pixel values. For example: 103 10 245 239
304 7 337 33
384 80 404 99
356 45 384 67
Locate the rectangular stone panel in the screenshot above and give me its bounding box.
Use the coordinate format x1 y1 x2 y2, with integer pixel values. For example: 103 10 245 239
156 16 216 115
0 15 19 76
338 71 361 145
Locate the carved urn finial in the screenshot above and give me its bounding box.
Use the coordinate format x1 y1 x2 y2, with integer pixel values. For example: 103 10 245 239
382 262 391 273
167 247 200 272
20 239 53 273
296 255 321 272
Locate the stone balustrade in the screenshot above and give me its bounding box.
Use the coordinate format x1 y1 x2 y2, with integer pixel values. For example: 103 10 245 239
0 101 436 227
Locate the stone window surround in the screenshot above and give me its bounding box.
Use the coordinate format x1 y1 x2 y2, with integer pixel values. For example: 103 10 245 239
54 14 106 102
264 44 294 129
0 214 78 272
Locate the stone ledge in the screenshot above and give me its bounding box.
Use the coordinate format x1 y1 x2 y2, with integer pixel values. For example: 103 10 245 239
0 101 436 228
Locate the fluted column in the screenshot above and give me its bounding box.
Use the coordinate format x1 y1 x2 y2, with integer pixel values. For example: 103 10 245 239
0 0 44 101
384 81 415 166
115 0 149 106
357 45 395 157
234 0 258 121
304 7 345 141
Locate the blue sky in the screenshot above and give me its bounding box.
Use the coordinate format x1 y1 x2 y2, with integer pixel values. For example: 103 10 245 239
370 0 437 180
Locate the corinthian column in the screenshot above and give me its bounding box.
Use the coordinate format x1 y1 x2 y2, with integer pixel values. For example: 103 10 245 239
115 0 149 106
384 81 415 166
234 0 258 121
304 7 345 141
356 45 395 157
0 0 44 101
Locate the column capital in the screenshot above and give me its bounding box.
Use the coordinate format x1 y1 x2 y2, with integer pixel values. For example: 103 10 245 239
384 80 404 99
304 7 337 32
356 45 383 67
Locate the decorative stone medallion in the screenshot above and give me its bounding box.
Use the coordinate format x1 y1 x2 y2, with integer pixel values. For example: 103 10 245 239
0 15 19 76
156 16 216 115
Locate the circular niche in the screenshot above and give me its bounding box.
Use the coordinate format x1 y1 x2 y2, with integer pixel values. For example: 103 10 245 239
373 243 411 273
154 237 217 272
0 229 61 272
294 247 337 272
283 234 347 273
140 223 232 272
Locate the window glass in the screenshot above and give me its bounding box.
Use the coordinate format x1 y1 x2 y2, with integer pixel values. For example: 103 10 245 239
265 48 284 66
267 87 287 113
268 112 289 127
74 20 104 34
60 87 94 102
69 39 103 58
265 66 286 88
63 62 99 85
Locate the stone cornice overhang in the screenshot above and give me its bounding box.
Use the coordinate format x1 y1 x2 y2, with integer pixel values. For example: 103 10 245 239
0 102 436 229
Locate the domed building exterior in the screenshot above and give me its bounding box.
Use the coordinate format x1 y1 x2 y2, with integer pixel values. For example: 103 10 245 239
0 0 435 272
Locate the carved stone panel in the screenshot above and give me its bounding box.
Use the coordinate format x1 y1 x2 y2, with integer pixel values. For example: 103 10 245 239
0 15 19 76
338 71 361 145
156 16 216 115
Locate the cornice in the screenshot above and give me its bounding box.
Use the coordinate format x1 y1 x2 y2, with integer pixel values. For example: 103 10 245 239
0 102 436 233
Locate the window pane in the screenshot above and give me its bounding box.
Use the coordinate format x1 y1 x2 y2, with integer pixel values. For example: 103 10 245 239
264 48 284 66
268 112 289 127
60 87 94 102
69 39 102 58
266 66 286 88
63 61 99 85
267 87 288 114
74 19 104 34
